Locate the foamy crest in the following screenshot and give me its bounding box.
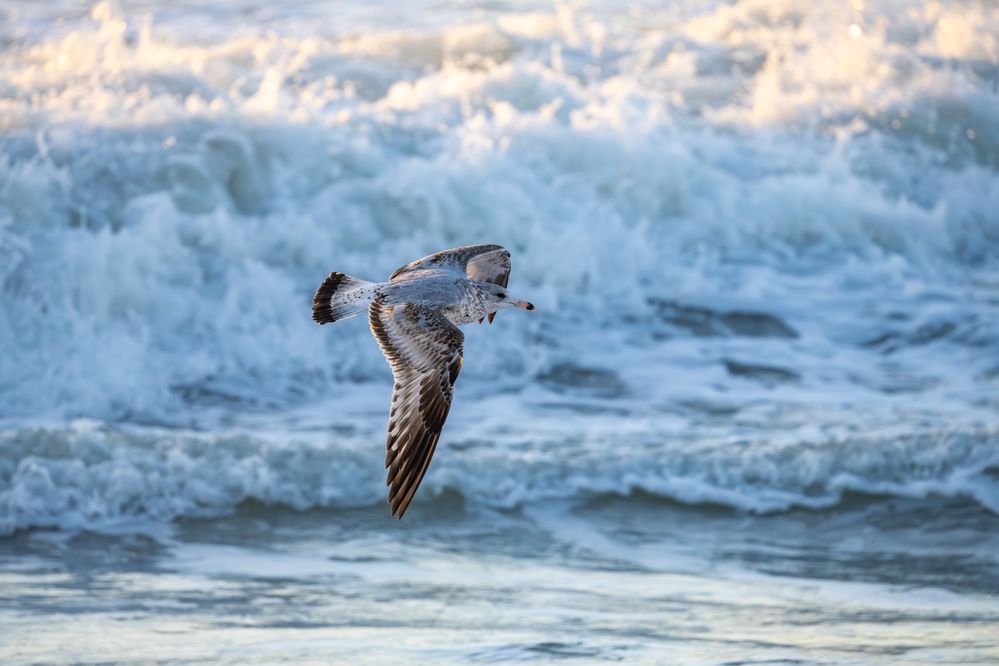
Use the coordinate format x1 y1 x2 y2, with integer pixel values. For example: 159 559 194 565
2 420 996 535
1 0 997 533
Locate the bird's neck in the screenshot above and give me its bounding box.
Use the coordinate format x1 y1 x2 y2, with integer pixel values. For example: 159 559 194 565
441 281 491 325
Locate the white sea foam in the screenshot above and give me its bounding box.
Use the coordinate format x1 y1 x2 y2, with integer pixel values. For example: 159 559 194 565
1 418 996 535
1 0 997 533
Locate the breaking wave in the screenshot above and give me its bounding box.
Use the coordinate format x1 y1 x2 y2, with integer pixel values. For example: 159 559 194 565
1 0 998 534
2 420 997 535
1 0 997 420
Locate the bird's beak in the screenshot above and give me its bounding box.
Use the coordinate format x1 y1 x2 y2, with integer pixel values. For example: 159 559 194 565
514 300 535 311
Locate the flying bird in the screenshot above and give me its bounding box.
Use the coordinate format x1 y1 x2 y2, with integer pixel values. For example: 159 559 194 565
312 244 535 518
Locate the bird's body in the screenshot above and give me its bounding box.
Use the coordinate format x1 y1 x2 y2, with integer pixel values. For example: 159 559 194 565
312 244 534 518
384 275 487 324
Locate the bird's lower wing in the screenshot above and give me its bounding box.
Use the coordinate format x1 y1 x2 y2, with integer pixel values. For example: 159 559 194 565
368 295 464 518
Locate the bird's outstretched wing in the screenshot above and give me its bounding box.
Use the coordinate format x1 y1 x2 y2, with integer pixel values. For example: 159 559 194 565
390 244 511 288
368 294 464 518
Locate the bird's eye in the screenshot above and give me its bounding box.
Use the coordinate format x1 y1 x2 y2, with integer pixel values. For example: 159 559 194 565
497 293 506 299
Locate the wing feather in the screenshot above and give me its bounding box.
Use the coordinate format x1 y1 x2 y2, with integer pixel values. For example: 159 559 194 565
390 244 511 287
368 294 464 518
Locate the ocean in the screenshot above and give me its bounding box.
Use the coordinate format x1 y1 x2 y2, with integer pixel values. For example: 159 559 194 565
1 0 998 663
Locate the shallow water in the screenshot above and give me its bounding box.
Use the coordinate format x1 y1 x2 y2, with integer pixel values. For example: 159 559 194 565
2 0 998 662
2 498 998 665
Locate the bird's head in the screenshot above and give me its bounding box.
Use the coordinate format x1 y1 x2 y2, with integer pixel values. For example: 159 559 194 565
481 283 534 323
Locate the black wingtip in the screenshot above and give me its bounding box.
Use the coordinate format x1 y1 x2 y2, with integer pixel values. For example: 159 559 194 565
390 497 409 520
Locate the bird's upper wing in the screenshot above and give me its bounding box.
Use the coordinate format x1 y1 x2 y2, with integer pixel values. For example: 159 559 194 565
368 294 464 518
389 244 511 288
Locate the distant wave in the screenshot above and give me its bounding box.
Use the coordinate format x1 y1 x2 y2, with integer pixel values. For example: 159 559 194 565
2 421 996 535
0 0 997 421
1 1 997 537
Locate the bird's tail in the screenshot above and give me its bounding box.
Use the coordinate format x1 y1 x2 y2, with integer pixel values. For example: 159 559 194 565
312 272 377 324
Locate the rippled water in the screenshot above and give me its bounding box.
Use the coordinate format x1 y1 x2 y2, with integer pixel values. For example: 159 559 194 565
1 0 998 662
3 497 999 664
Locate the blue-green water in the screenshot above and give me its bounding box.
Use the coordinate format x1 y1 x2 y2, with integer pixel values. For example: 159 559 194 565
2 0 998 662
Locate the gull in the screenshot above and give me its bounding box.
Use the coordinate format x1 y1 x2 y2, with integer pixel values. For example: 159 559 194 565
312 244 535 518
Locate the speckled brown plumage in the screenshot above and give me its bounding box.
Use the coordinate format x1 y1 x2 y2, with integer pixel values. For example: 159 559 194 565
368 295 464 518
312 244 533 518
